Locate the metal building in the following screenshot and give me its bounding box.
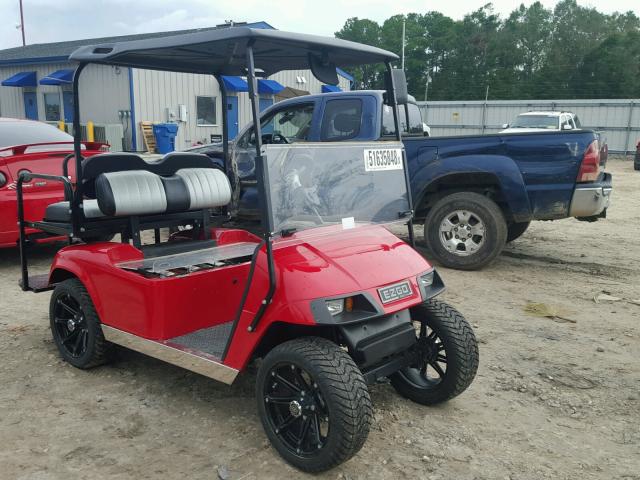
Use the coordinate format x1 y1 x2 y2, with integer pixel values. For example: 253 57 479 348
0 22 352 152
418 99 640 154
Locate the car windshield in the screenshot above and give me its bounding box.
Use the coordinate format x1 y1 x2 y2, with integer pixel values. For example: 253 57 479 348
0 120 73 151
264 142 410 237
510 115 558 129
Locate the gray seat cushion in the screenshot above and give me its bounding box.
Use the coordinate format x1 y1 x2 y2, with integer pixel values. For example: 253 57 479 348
175 168 231 210
95 170 167 217
44 199 105 222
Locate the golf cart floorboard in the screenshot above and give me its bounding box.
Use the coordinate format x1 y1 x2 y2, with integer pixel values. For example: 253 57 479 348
167 322 233 359
20 273 54 292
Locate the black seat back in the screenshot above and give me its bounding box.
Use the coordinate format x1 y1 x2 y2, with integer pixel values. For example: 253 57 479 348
80 152 218 198
154 152 218 175
81 153 148 198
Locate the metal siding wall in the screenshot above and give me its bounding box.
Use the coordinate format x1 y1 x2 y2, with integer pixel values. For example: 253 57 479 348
78 64 130 124
1 62 131 143
2 63 353 152
418 99 640 153
132 69 222 151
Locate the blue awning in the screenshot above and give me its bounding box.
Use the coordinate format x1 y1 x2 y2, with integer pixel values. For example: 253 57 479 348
221 76 248 92
40 69 74 85
1 71 37 87
322 84 342 93
258 79 285 94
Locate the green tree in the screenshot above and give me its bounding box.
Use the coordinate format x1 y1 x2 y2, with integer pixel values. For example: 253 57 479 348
334 2 640 100
571 31 640 98
335 18 383 89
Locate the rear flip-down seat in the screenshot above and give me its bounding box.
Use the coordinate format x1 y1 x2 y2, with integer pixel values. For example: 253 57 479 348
44 199 105 222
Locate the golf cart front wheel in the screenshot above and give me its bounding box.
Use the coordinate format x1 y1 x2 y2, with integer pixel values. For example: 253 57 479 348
256 337 372 472
389 299 478 405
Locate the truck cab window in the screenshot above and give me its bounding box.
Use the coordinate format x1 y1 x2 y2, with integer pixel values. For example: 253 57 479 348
382 103 423 137
320 99 363 141
238 103 314 147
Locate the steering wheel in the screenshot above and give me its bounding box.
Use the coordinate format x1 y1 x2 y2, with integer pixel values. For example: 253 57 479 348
271 133 289 144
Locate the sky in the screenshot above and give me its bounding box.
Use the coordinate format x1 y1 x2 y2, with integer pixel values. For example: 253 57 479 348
1 0 640 50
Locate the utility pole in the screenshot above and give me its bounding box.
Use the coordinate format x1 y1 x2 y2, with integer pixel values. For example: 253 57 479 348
401 18 405 71
18 0 26 46
481 84 490 134
424 73 432 102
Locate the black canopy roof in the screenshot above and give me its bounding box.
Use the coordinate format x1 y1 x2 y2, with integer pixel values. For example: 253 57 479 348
69 27 398 77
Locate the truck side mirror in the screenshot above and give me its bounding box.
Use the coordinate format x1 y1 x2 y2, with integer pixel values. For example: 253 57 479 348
502 123 509 129
385 69 409 105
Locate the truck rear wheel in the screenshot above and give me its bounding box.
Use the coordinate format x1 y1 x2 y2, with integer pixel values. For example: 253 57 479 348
506 221 530 242
49 278 112 369
423 192 507 270
256 337 372 472
389 299 478 405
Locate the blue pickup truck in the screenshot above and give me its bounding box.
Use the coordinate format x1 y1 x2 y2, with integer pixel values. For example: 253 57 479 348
190 90 612 270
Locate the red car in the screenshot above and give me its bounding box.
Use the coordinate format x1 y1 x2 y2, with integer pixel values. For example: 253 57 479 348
0 118 105 248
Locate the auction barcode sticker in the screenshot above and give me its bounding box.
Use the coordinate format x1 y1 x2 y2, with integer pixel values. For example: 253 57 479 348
363 148 404 171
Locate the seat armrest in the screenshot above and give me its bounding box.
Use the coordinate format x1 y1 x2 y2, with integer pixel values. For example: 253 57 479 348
18 172 74 201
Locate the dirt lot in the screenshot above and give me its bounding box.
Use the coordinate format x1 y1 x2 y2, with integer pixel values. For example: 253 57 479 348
0 157 638 480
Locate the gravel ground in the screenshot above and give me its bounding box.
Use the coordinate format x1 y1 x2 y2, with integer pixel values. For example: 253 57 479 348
0 157 638 480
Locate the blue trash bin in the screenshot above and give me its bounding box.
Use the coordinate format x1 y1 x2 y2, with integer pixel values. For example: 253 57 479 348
153 123 179 154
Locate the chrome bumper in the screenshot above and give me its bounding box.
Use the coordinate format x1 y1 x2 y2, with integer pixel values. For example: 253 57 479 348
570 176 612 218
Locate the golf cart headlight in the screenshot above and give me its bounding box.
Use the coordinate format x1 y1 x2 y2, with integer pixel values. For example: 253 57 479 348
418 271 434 288
325 299 344 316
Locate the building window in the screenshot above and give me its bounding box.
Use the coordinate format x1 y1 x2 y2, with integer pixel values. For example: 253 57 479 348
196 96 216 125
43 92 61 121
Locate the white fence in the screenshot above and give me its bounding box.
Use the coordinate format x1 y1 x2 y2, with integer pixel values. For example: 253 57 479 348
417 99 640 154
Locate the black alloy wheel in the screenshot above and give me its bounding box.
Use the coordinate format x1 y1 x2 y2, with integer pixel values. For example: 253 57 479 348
256 337 371 472
49 278 112 369
263 362 330 456
52 292 89 359
390 299 479 405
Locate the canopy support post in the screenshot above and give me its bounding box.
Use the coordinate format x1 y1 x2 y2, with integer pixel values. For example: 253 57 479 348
386 61 415 247
215 74 230 177
71 63 87 236
246 43 276 333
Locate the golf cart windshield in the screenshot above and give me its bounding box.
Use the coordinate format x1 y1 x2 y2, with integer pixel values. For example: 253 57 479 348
264 141 409 237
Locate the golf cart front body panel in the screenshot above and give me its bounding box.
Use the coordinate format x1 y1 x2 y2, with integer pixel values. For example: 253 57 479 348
223 225 432 370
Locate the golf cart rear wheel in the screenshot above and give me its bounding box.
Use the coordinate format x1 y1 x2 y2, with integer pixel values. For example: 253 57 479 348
49 278 112 369
256 337 372 472
389 299 478 405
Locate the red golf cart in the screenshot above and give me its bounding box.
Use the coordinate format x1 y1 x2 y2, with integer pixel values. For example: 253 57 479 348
17 27 478 472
